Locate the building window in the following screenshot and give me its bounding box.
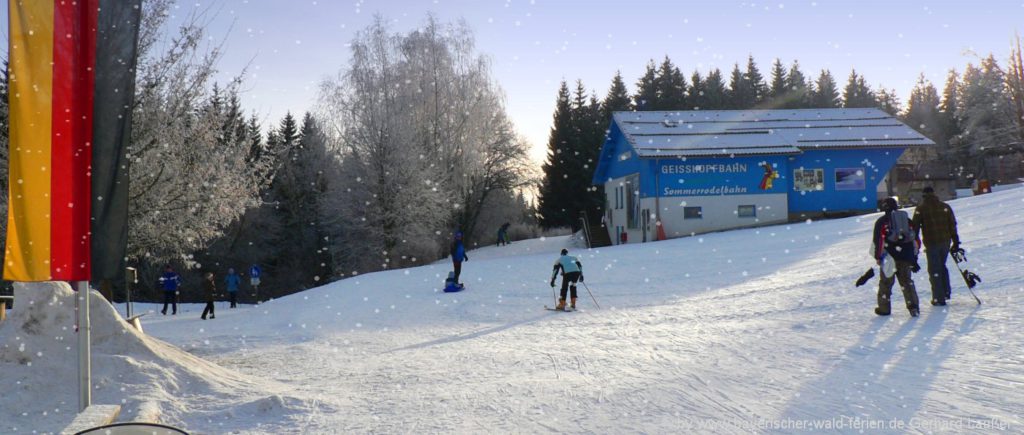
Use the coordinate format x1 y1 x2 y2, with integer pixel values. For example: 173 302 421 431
834 167 866 191
793 168 825 191
684 206 702 219
626 174 639 229
738 205 756 218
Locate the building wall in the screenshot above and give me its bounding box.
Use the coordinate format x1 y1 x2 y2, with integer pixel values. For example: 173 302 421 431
787 148 904 217
603 155 792 243
653 193 789 238
603 174 641 244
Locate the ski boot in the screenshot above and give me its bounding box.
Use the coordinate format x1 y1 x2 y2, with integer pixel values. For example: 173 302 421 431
570 297 577 310
555 298 566 311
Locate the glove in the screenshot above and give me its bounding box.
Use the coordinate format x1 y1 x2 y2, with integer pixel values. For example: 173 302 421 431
911 261 921 273
550 279 555 287
579 275 584 283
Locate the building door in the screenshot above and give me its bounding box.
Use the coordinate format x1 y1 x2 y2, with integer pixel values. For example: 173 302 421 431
641 208 650 242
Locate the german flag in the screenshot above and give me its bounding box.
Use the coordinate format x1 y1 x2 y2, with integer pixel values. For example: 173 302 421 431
5 0 141 282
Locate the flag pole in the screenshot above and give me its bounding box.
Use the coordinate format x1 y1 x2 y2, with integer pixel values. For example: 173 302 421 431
77 281 91 411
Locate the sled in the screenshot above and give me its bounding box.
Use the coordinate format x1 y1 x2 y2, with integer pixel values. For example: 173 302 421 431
443 284 465 293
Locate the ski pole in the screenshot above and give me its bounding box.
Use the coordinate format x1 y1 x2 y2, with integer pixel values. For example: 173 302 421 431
581 282 600 309
550 283 557 307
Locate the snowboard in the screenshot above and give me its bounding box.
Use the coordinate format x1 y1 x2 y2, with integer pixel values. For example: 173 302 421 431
951 249 982 305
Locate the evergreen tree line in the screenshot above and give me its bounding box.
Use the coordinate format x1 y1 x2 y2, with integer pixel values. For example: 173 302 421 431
540 44 1024 228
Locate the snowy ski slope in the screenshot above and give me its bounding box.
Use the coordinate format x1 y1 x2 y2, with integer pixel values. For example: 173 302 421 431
2 186 1022 433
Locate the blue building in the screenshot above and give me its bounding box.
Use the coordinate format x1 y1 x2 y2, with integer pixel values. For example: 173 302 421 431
592 108 934 244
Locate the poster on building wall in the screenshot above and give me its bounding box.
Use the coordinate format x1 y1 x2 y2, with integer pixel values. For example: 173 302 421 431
793 169 824 191
657 156 787 197
834 168 866 190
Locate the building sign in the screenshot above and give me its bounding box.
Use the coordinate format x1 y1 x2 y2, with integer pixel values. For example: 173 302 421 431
834 168 866 191
793 168 824 191
658 156 786 197
661 163 749 174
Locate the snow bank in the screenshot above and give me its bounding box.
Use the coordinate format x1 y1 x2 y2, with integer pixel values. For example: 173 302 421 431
0 282 320 433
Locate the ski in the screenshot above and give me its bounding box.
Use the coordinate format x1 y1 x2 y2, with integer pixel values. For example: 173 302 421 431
544 306 576 312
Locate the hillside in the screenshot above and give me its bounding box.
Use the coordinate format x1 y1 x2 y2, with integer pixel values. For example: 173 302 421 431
2 186 1022 433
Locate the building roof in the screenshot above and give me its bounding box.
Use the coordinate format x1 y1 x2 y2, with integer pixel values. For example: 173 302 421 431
612 108 935 158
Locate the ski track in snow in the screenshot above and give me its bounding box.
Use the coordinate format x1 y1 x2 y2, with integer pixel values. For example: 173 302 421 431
3 187 1024 433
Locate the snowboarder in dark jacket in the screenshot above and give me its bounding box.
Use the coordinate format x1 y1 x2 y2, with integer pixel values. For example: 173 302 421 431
201 272 217 320
550 249 583 311
450 231 469 284
497 223 511 246
871 197 921 317
911 186 961 306
159 265 181 315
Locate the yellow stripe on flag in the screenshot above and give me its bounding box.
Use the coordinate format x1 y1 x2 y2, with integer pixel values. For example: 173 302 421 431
5 1 55 281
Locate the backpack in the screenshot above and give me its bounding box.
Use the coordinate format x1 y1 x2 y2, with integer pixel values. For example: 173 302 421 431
887 210 912 243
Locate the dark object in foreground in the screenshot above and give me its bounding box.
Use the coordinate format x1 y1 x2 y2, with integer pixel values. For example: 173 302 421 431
855 268 875 287
951 248 982 304
75 422 188 435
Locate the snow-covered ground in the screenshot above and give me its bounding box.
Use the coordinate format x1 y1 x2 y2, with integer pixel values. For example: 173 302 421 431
2 186 1023 434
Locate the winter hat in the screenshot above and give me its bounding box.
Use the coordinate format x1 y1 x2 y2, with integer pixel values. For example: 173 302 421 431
454 231 463 239
882 197 898 212
923 186 935 195
560 249 569 256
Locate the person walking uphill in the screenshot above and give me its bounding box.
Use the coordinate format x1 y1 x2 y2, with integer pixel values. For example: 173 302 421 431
912 186 961 306
451 232 469 285
550 248 584 311
225 268 241 308
201 272 217 320
159 265 182 315
872 197 922 317
497 222 511 246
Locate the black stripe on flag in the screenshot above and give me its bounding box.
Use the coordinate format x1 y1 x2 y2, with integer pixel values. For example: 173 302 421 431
91 0 142 282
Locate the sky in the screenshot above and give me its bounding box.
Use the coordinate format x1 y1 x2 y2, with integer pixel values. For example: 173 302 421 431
4 1 1024 163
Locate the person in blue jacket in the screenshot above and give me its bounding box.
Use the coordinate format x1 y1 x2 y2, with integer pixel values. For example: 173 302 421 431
450 231 469 285
550 248 583 311
224 268 241 308
159 265 182 315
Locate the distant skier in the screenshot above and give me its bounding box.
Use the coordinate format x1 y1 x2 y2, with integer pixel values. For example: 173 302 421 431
871 197 921 317
249 264 262 303
225 268 241 308
201 271 217 320
550 248 584 311
159 265 181 315
497 222 511 246
911 186 961 306
450 232 469 285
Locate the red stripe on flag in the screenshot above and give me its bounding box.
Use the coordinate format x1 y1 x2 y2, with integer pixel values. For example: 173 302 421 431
50 1 98 280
